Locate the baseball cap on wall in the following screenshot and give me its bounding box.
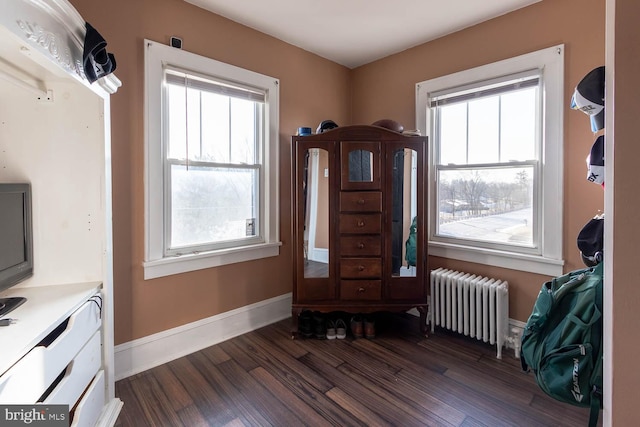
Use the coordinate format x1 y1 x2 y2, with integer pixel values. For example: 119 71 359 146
586 135 605 187
570 66 605 132
577 215 604 267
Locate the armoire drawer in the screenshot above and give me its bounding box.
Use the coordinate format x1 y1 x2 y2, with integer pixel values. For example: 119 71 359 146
340 191 382 212
0 299 101 403
340 280 382 300
340 258 382 278
340 236 382 256
339 213 382 234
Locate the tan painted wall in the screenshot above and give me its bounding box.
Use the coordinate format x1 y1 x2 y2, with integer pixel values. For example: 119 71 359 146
70 0 351 344
605 0 640 423
351 0 606 321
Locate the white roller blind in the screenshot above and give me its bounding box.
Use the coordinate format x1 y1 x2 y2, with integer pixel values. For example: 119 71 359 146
165 67 265 103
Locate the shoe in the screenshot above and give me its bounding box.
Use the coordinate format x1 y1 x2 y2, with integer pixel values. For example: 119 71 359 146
313 311 327 339
350 315 364 338
335 318 347 339
298 310 313 338
364 316 376 339
326 319 337 340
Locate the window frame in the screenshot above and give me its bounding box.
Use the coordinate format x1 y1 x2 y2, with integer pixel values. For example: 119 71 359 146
144 40 280 280
416 45 565 276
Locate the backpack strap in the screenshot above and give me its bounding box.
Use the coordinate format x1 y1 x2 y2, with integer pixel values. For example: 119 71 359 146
588 262 604 427
589 387 601 427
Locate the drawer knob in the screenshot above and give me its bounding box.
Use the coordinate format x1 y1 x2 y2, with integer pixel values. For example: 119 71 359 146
357 242 365 249
357 287 366 293
357 220 365 227
357 199 365 205
358 265 365 271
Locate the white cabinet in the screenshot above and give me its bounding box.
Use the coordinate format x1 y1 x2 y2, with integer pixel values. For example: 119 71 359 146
0 284 101 407
0 285 107 427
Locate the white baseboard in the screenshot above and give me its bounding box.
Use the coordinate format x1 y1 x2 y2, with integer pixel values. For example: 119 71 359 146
115 293 525 381
114 293 292 381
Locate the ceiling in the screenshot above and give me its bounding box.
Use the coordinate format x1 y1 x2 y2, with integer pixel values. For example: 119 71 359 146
185 0 541 69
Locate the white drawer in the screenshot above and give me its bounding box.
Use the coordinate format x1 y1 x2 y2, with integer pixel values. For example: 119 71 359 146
43 330 101 406
70 370 105 427
0 299 101 403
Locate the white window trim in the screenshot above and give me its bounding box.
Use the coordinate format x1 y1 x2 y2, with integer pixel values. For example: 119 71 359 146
416 45 564 276
143 40 280 280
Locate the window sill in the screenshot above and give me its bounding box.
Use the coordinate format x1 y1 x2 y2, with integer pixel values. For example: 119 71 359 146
429 242 564 276
143 242 282 280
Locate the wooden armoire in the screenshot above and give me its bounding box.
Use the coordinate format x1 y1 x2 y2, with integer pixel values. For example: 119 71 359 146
291 125 428 335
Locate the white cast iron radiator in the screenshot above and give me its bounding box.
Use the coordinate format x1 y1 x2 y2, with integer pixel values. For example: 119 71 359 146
429 268 509 359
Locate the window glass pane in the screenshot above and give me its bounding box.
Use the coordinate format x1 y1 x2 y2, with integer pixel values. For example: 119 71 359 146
230 98 257 164
437 166 534 246
439 103 467 165
500 87 536 161
170 164 258 248
167 84 186 160
186 88 201 161
468 96 499 164
201 91 230 163
168 85 261 165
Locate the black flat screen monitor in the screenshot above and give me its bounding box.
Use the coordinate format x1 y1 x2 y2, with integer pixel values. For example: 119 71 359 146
0 183 33 293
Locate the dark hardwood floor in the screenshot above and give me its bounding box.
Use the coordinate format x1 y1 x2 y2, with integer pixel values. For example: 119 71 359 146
114 312 597 426
303 259 329 278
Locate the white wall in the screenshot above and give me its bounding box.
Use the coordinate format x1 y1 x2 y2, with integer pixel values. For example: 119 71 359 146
0 79 106 287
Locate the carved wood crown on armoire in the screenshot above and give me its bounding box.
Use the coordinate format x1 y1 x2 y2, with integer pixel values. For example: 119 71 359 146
291 125 429 336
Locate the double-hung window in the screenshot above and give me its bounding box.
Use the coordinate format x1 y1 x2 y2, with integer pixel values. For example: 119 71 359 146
416 45 564 275
144 40 280 279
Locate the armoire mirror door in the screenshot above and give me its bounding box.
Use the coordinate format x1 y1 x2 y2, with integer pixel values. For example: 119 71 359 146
390 147 419 278
295 140 336 302
386 141 426 301
303 147 330 279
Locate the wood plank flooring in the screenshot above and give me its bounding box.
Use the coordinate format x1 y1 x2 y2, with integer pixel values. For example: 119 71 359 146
114 312 598 426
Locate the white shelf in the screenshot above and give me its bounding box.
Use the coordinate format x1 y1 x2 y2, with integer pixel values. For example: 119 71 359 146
0 282 101 376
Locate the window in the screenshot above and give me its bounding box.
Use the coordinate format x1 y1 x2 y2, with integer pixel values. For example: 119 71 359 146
416 45 564 275
144 40 280 279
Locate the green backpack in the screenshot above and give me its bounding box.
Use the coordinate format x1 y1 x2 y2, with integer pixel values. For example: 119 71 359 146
405 216 417 267
520 262 603 427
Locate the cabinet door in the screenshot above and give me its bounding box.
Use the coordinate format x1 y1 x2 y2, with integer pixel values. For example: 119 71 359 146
294 140 336 301
340 141 381 190
384 141 427 300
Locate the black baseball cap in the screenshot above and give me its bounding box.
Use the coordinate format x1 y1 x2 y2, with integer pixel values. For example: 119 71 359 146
316 120 338 134
577 216 604 266
586 135 605 187
571 66 605 132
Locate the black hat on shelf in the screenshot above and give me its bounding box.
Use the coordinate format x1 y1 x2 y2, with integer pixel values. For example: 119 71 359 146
83 22 117 83
316 120 338 134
